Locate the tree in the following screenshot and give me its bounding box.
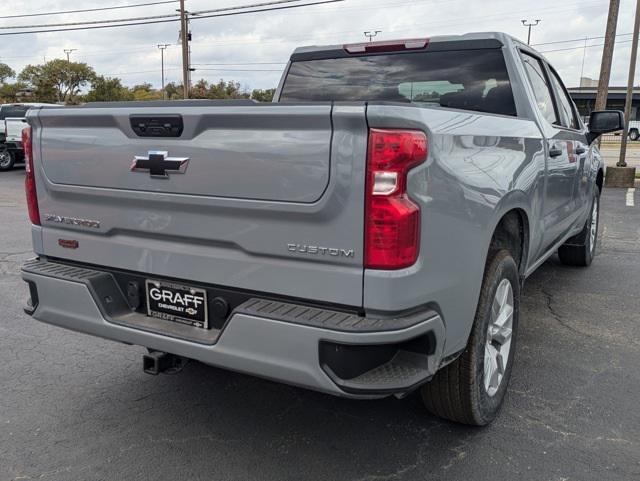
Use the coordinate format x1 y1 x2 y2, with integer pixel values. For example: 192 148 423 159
0 81 29 103
19 59 96 103
190 78 210 99
164 82 182 100
0 63 15 84
208 79 249 99
132 82 163 101
85 76 133 102
251 88 276 102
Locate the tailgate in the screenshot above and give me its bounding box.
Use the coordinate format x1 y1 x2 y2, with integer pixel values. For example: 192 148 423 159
5 118 28 142
30 103 368 306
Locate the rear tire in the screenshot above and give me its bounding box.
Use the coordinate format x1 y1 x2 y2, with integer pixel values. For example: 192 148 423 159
629 129 639 141
558 188 599 267
0 149 15 171
421 250 519 426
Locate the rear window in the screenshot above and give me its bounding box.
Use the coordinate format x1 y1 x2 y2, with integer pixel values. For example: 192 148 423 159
280 49 517 116
0 105 29 120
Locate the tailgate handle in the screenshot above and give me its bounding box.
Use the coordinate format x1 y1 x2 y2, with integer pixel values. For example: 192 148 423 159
130 114 183 138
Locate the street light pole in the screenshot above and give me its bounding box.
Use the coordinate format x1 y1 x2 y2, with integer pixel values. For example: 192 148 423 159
619 0 640 168
158 44 170 100
579 36 588 85
63 48 77 62
364 30 381 42
521 19 541 45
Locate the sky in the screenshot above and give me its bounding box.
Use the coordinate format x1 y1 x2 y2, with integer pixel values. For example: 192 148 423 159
0 0 638 92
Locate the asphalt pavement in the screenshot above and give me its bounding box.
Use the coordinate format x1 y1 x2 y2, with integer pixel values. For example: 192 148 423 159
1 167 639 481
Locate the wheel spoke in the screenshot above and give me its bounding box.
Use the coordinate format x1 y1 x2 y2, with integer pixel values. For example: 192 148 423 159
491 296 501 322
484 278 514 397
494 304 513 329
497 282 509 309
496 351 505 375
491 324 512 345
488 354 501 390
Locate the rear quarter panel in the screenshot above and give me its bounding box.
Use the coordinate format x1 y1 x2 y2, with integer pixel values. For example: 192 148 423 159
365 104 545 356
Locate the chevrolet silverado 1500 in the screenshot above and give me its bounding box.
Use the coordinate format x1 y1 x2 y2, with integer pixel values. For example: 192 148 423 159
20 33 623 425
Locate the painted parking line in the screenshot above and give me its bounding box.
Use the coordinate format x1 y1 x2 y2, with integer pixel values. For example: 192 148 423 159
626 188 635 207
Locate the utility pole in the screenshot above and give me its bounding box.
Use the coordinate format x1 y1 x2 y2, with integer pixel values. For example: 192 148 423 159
63 48 77 62
158 44 170 100
364 30 381 42
179 0 189 99
521 19 541 45
619 0 640 168
594 0 620 112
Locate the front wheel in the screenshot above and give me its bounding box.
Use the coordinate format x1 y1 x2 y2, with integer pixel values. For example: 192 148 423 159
629 129 640 141
0 149 15 171
421 250 520 426
558 188 599 267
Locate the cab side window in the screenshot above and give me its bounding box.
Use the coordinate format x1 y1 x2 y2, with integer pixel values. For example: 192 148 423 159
520 52 558 125
548 68 580 130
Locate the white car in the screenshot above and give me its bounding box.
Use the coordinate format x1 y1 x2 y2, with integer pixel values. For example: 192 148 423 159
628 120 640 141
0 103 58 171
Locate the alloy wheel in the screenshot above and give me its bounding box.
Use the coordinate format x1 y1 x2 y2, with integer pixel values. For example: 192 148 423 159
0 151 11 168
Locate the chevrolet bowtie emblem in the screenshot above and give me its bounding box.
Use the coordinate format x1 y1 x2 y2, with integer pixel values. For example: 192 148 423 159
131 151 189 178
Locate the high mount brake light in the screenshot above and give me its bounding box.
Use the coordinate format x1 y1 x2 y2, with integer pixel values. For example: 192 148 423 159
343 38 429 54
365 129 427 270
22 126 40 226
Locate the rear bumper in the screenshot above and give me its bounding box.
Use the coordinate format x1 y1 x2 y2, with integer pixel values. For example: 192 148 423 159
22 258 445 398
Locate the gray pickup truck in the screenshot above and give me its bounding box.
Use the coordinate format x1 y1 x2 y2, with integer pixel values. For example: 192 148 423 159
21 32 623 425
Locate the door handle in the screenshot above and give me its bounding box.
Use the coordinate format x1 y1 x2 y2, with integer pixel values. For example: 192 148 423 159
575 146 586 155
549 145 563 158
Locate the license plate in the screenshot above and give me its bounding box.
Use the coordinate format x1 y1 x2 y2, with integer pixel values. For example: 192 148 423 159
145 280 208 329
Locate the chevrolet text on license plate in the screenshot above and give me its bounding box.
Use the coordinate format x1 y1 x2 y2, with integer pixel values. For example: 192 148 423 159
145 280 208 329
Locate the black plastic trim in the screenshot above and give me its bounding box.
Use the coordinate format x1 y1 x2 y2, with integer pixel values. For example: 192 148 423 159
23 280 39 315
22 258 439 336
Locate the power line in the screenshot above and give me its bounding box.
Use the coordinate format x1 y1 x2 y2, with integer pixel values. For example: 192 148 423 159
104 67 180 76
0 0 318 30
192 62 286 65
0 0 344 36
194 68 283 71
538 39 632 54
532 32 633 47
0 1 178 20
103 67 284 75
0 12 179 30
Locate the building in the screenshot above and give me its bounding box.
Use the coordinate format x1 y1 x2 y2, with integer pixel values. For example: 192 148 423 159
568 82 640 121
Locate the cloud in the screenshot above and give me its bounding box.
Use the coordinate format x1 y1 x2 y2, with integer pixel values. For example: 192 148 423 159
0 0 638 90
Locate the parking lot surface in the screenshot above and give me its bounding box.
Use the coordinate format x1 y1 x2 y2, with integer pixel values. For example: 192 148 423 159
1 168 639 481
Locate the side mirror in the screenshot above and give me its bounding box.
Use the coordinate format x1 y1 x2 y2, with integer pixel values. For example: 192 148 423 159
587 110 624 144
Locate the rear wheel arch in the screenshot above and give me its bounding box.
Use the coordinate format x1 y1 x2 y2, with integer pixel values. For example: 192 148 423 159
487 208 530 280
596 168 604 193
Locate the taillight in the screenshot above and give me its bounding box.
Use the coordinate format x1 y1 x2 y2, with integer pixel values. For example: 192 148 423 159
365 129 427 269
22 126 40 225
344 38 429 54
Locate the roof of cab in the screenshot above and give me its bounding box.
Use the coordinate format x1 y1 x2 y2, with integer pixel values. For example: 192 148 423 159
291 31 522 56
